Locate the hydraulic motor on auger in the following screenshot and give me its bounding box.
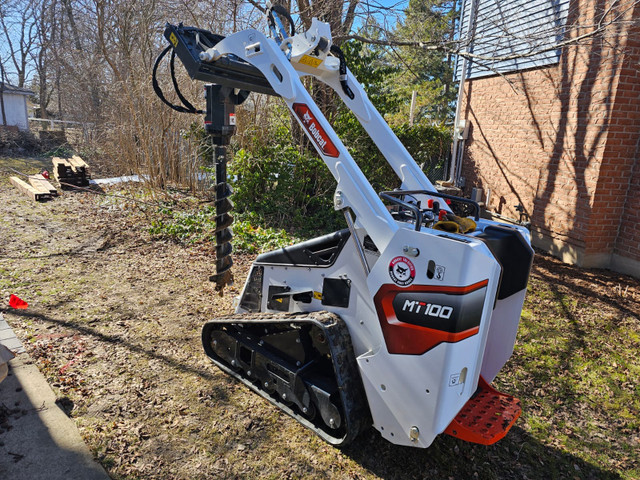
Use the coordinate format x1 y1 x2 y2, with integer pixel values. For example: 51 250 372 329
153 5 534 448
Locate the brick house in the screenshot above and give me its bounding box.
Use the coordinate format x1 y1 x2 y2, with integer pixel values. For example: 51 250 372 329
455 0 640 277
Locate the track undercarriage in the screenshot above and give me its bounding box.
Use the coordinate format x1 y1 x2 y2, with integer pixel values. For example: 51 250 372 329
201 311 369 446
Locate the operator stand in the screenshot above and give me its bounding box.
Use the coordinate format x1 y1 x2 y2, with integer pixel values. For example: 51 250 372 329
204 84 249 293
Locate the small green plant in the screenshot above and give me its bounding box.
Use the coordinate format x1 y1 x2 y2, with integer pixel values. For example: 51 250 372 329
232 220 300 253
149 205 217 243
149 205 299 252
43 144 75 158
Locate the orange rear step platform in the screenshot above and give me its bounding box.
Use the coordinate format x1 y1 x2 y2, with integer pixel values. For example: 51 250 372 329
444 376 522 445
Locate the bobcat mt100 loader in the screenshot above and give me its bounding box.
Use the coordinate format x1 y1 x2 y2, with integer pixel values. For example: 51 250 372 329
156 5 533 448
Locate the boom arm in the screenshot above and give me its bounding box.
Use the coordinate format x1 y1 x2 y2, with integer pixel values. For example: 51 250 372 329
209 28 399 251
163 15 450 252
296 54 442 202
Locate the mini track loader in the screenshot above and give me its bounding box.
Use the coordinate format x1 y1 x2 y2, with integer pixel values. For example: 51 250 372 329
154 5 533 448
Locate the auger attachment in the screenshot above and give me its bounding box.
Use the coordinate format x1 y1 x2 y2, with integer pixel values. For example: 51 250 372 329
204 84 249 293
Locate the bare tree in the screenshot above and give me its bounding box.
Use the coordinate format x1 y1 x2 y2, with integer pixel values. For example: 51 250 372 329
0 53 7 125
30 0 58 118
0 0 38 87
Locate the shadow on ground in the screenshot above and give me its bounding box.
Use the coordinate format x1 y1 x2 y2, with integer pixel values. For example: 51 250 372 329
8 308 623 480
0 357 109 479
343 425 620 480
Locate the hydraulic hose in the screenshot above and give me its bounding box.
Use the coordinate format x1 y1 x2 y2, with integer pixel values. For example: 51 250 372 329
330 45 355 100
152 45 202 114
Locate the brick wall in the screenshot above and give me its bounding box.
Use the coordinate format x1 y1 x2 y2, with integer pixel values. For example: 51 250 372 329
459 0 640 275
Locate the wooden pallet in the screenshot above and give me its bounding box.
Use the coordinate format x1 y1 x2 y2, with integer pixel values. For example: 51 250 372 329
10 176 53 201
28 174 58 196
52 156 91 188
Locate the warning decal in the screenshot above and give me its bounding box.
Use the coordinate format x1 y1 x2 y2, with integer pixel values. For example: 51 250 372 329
388 256 416 287
299 55 323 68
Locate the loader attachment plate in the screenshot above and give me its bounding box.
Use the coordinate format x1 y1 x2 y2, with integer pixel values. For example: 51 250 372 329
202 311 369 446
444 376 521 445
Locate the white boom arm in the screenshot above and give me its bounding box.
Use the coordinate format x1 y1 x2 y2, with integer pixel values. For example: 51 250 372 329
212 29 400 251
286 17 452 211
208 18 451 251
301 55 442 198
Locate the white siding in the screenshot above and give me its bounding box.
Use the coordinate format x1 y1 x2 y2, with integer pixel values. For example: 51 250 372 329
455 0 571 80
1 92 29 131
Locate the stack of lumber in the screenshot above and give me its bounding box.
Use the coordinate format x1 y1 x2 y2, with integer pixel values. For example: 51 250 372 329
52 155 91 188
9 174 58 202
29 174 58 196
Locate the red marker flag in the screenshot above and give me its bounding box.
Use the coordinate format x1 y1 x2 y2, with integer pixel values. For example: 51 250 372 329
9 294 28 309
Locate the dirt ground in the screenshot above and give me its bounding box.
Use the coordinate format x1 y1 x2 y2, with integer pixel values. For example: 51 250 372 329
1 156 638 479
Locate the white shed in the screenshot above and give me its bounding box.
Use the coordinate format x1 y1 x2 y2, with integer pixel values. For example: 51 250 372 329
1 82 34 131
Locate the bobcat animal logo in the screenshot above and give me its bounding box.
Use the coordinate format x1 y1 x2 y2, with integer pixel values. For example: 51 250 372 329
388 256 416 287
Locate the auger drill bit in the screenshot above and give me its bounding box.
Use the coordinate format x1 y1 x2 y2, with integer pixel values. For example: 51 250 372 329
211 144 234 292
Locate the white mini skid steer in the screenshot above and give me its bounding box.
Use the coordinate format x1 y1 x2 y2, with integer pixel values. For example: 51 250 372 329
156 5 533 448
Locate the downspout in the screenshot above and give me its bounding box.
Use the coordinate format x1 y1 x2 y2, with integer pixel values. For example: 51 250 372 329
448 0 478 185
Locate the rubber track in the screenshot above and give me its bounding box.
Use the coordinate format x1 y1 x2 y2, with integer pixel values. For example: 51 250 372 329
202 311 370 446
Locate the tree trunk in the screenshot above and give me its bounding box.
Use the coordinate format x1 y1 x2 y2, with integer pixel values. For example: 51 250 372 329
0 57 7 126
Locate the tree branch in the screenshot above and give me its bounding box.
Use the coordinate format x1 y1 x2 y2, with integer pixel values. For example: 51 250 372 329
339 0 639 68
